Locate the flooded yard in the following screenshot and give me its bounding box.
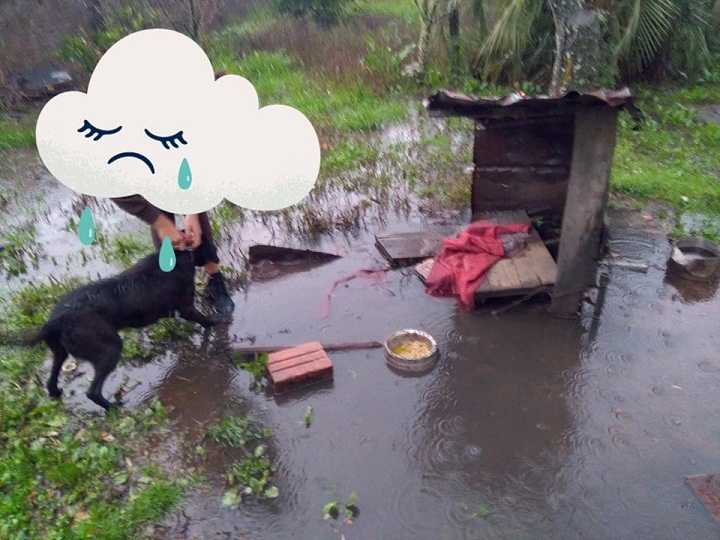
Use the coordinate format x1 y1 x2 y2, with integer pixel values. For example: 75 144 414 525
1 118 719 539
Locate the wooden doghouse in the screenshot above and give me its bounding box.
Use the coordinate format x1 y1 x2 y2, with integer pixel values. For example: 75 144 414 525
425 88 636 316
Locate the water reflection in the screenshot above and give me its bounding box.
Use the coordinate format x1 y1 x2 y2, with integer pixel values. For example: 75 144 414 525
401 302 583 538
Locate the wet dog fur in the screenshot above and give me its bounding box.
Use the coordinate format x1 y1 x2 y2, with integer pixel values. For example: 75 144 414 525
26 249 221 411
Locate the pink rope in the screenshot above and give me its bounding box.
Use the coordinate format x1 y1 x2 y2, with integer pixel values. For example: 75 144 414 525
320 268 388 318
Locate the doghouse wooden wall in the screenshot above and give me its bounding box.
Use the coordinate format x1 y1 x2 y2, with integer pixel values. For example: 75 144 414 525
471 115 575 220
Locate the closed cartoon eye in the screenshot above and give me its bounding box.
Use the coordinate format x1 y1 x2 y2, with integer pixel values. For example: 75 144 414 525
144 128 188 149
77 119 122 141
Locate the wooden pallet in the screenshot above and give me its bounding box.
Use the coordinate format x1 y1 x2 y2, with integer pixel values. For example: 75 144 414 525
414 210 557 301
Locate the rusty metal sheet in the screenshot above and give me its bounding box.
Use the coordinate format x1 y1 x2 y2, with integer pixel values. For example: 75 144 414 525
425 87 635 119
686 473 720 526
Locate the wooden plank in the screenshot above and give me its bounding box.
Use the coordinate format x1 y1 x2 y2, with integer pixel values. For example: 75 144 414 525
524 234 558 286
414 210 557 301
414 258 434 283
476 211 524 294
495 210 554 288
550 107 618 316
375 227 458 265
233 342 382 355
686 473 720 526
248 245 340 264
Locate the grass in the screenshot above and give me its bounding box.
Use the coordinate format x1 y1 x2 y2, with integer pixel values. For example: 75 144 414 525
611 88 720 222
0 342 185 539
2 4 720 534
321 138 380 174
0 220 39 277
206 415 279 504
672 217 720 244
211 49 408 132
102 233 153 269
356 0 418 21
0 280 194 538
0 116 36 149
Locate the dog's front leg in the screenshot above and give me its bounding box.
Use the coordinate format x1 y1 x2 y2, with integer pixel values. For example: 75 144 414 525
177 305 223 328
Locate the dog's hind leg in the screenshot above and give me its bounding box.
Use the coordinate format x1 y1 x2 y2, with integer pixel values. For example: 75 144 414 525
85 335 123 412
46 339 68 399
63 317 123 412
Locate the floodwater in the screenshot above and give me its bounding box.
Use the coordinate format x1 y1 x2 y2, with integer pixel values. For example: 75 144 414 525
1 135 720 539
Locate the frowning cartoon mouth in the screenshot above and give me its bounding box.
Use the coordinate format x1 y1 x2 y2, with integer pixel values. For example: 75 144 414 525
107 152 155 174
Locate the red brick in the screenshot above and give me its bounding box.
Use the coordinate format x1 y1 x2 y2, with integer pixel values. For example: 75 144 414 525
266 343 333 394
267 342 322 365
268 350 328 373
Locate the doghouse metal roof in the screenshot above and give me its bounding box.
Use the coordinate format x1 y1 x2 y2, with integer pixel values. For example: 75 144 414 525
425 87 636 119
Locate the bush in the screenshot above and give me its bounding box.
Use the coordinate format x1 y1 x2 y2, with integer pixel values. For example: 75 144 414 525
272 0 355 26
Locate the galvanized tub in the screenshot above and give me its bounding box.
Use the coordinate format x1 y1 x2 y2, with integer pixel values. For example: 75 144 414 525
384 329 439 373
667 237 720 283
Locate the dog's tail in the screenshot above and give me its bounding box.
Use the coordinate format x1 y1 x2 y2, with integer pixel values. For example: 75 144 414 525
0 324 46 347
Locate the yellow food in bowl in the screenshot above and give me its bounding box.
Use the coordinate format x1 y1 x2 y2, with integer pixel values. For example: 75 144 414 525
393 340 431 359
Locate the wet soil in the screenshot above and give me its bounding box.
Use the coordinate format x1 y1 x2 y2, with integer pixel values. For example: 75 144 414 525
1 126 719 539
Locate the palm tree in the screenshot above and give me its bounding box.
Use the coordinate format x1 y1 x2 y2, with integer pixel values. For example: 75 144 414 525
471 0 720 91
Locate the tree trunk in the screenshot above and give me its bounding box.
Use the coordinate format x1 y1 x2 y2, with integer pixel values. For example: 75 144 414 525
414 0 437 79
548 0 605 95
87 0 105 34
188 0 200 42
449 5 461 81
417 17 432 76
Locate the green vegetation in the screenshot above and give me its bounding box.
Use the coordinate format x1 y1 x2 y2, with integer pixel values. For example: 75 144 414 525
211 49 408 132
0 220 39 277
0 278 199 538
272 0 355 26
231 352 269 393
322 139 380 174
121 318 196 363
0 117 36 149
3 1 720 535
0 340 184 539
102 233 153 269
322 492 359 520
303 405 313 427
357 0 419 21
207 416 279 505
611 87 720 225
672 218 720 244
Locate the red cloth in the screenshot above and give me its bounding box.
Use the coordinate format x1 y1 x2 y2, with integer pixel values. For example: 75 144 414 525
425 221 530 310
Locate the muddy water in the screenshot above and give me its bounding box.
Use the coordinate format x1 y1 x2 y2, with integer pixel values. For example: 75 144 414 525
2 143 720 539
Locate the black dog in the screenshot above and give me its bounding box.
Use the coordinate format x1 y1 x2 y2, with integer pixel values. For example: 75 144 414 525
25 249 222 411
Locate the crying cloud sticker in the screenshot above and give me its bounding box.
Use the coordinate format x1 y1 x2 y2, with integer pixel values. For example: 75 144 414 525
36 28 321 215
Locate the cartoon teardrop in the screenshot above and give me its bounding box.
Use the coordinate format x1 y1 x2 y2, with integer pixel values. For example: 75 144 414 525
78 206 95 246
178 158 192 190
159 236 176 272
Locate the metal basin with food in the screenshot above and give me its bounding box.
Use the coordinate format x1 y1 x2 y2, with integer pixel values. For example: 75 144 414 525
384 329 439 373
667 237 720 282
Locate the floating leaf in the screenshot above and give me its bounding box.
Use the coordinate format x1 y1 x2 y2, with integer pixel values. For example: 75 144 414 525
113 473 128 485
254 445 266 457
304 405 313 427
264 486 279 498
323 501 339 520
345 492 358 506
222 489 241 507
474 503 492 518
